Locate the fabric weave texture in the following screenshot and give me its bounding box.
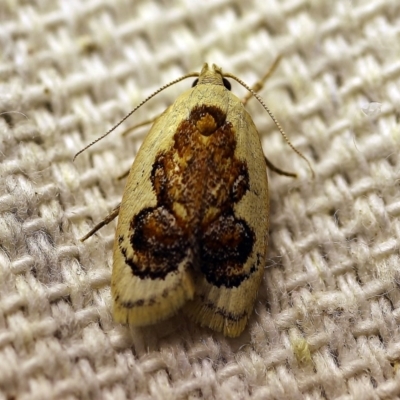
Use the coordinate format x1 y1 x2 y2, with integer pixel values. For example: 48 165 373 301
1 1 400 399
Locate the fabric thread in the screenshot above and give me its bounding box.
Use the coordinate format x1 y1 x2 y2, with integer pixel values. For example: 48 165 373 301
1 0 400 399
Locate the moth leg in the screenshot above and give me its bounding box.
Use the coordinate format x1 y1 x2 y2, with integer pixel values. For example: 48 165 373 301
240 56 298 179
265 156 297 178
120 116 158 137
80 204 120 242
117 170 130 181
242 55 282 106
117 116 163 179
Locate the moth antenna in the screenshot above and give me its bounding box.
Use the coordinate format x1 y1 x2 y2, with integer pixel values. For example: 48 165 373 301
73 71 200 161
224 73 315 179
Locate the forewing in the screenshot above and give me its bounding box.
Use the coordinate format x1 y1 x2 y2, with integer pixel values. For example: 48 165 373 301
183 93 269 337
112 106 196 326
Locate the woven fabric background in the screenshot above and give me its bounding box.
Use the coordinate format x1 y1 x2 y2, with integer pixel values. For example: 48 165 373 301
1 1 400 399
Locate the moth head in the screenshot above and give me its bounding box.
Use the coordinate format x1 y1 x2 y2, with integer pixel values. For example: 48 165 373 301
192 63 231 90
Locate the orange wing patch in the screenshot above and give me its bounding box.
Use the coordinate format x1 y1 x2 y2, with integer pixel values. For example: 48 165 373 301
118 105 255 287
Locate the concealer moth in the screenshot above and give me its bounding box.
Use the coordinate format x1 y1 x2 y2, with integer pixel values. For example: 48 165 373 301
77 62 311 337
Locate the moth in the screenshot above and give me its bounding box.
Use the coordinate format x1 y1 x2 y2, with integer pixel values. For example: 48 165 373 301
78 62 311 337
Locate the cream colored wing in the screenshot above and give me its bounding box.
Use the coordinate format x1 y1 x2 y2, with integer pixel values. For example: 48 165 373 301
182 88 269 337
112 106 196 326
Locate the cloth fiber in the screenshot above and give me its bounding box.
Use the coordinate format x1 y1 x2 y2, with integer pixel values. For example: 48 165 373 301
1 0 400 399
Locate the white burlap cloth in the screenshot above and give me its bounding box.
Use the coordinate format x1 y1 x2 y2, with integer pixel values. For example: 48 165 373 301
1 1 400 399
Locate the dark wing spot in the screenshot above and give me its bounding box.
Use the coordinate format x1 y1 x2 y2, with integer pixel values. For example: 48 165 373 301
200 212 255 288
197 295 248 322
120 207 189 280
231 165 250 202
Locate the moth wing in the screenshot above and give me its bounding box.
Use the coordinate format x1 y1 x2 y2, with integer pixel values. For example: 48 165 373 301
112 107 195 326
183 97 269 337
112 249 195 326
